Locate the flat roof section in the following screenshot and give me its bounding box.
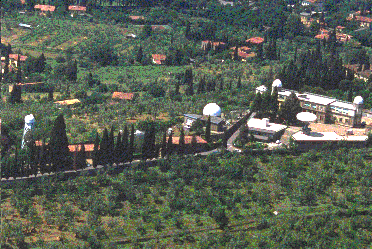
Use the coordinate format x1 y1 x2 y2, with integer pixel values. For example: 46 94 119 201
298 92 337 106
248 118 287 133
292 131 368 142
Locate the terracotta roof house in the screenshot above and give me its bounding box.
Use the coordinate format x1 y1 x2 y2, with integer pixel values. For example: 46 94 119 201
201 40 227 51
54 99 81 107
112 92 136 101
246 37 264 45
68 5 86 11
34 4 56 12
152 54 166 65
230 46 255 60
344 64 372 82
1 54 28 68
35 141 96 159
8 82 45 92
166 135 208 153
129 15 145 20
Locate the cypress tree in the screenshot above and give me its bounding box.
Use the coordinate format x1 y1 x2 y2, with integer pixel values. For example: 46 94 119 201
161 131 167 158
205 116 211 143
233 46 239 61
49 114 71 172
185 68 194 96
191 135 197 154
77 144 87 170
114 131 122 165
251 92 262 113
92 132 100 168
166 131 173 157
38 53 46 73
100 128 109 167
237 76 242 89
72 145 78 170
16 54 22 83
128 125 135 163
122 126 129 163
108 126 115 165
136 46 143 63
28 138 37 176
179 128 185 155
271 86 279 121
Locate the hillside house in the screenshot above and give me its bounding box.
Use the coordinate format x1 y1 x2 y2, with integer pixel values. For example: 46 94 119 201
68 5 86 15
35 141 96 159
112 92 136 101
201 41 227 51
54 99 81 108
8 82 45 92
183 114 226 132
1 54 28 68
230 46 255 61
166 135 208 153
152 54 166 65
246 37 264 46
34 4 55 14
347 11 372 28
344 64 372 82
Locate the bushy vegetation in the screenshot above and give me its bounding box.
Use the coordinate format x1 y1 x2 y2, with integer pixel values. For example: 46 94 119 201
1 148 372 247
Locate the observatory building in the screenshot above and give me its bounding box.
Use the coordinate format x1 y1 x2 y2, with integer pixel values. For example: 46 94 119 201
184 103 226 132
256 79 364 127
247 118 287 142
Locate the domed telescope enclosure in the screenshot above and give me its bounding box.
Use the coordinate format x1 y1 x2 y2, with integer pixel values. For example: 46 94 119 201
297 112 317 134
203 103 222 117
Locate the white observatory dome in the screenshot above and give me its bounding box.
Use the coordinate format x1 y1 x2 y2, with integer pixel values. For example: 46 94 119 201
203 103 222 117
24 114 35 124
272 79 282 88
353 96 363 105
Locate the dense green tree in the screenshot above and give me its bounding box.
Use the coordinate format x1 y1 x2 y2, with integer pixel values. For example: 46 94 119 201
205 116 211 143
278 92 302 124
271 86 279 120
108 126 115 165
99 128 109 166
185 68 194 96
161 131 167 158
284 14 304 39
16 55 22 83
251 92 262 112
9 84 22 104
136 46 143 63
77 144 87 170
142 24 153 38
92 133 100 168
128 125 135 163
122 126 129 163
167 131 173 157
114 131 122 165
179 128 185 155
49 114 71 172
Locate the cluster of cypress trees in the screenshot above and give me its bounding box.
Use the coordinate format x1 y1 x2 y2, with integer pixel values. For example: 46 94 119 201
92 125 135 167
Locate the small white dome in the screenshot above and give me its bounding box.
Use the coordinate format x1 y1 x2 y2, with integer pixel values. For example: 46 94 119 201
353 96 363 105
272 79 282 88
203 103 222 117
24 114 35 124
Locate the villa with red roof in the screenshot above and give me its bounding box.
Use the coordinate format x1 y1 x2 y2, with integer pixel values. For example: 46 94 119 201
246 37 264 45
152 54 167 65
112 92 136 101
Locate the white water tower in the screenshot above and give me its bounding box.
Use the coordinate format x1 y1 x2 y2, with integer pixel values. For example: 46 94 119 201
21 114 35 149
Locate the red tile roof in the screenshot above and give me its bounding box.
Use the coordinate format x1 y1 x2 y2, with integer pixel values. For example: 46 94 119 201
169 136 207 145
152 54 166 64
315 34 328 40
2 54 28 61
68 5 86 11
34 4 56 12
129 16 144 20
69 144 95 152
112 92 135 100
354 16 372 23
246 37 264 44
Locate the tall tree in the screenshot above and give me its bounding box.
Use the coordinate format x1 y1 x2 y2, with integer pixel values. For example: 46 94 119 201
185 68 194 96
205 116 211 143
9 84 22 104
128 125 135 163
99 128 109 167
251 92 262 112
237 75 242 89
16 54 22 83
166 131 173 157
77 144 87 170
108 126 115 165
161 131 167 158
49 114 71 172
179 128 185 155
122 126 129 163
114 131 122 165
271 86 279 121
278 92 302 124
136 46 143 63
92 132 100 168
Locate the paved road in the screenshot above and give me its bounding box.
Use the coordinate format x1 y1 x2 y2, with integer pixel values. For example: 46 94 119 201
1 113 254 183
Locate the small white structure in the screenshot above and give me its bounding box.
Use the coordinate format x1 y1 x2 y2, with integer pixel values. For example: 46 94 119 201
272 79 283 93
247 118 287 141
134 130 145 149
255 85 267 94
22 114 35 149
203 103 222 117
